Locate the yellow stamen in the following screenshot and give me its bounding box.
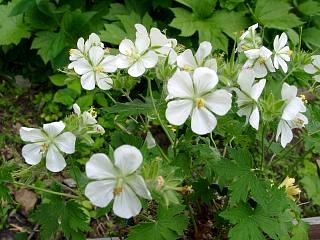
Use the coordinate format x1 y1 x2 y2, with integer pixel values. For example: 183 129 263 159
299 94 308 104
279 176 301 200
195 98 205 109
113 187 123 196
94 65 104 73
88 107 97 118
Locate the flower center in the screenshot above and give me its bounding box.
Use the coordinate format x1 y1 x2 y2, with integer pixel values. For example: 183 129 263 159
299 94 308 104
258 57 266 64
88 107 97 118
40 143 49 153
113 187 123 196
293 118 305 127
195 98 205 109
94 65 104 73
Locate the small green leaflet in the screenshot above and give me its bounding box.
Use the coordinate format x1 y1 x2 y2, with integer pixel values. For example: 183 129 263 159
31 198 90 240
170 7 249 52
0 1 31 45
127 205 188 240
254 0 303 30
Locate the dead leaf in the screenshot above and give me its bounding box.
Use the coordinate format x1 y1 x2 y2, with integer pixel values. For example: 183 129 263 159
14 189 37 215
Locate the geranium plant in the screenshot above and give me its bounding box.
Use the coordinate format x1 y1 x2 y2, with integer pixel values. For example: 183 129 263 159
14 22 319 239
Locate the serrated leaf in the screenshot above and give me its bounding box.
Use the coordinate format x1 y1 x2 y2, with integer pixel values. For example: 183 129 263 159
170 8 249 51
106 99 153 117
49 74 67 86
31 31 66 64
53 88 79 106
0 1 31 45
254 0 303 30
298 0 320 16
303 27 320 49
127 205 188 240
9 0 36 16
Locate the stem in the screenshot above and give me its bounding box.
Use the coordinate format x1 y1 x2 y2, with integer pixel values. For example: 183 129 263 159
7 181 80 199
281 67 296 84
260 124 267 170
105 92 117 104
173 128 179 158
156 144 171 162
188 204 198 236
147 77 174 145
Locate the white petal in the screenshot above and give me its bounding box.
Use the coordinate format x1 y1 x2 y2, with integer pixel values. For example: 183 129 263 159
86 153 117 180
116 54 132 69
265 58 275 72
73 59 91 75
119 39 135 55
278 57 288 73
204 89 232 116
101 55 117 72
128 60 145 77
273 55 280 70
73 103 81 115
150 28 168 47
253 62 267 78
191 107 217 135
126 175 152 199
312 55 320 67
22 143 43 165
141 51 158 68
46 145 66 172
249 106 260 130
113 184 142 219
195 41 212 63
77 37 85 52
20 127 46 142
281 83 297 101
81 72 95 90
135 36 150 54
304 64 317 74
177 49 197 70
83 112 97 125
251 78 266 101
85 180 115 207
278 33 288 49
237 69 255 94
96 73 113 90
114 145 143 175
54 132 76 154
89 46 104 66
165 99 193 125
43 121 65 138
282 98 303 121
167 71 194 98
193 67 218 95
135 24 148 38
273 35 280 51
277 120 293 148
313 75 320 82
244 49 260 59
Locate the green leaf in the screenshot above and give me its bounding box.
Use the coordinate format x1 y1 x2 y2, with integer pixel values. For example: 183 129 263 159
76 94 93 110
298 0 320 16
0 1 31 45
301 175 320 205
303 27 320 49
254 0 303 30
9 0 36 16
106 99 153 117
100 23 127 45
175 0 217 18
49 74 67 86
53 88 78 106
127 205 188 240
170 8 249 51
31 198 90 240
31 31 66 64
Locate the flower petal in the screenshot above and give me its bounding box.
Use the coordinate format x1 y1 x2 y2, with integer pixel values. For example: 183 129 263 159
276 120 293 148
278 33 288 49
135 36 150 54
85 180 115 207
86 153 117 180
73 103 81 115
128 60 145 77
135 24 148 38
281 83 297 101
251 78 266 101
96 73 113 90
141 51 158 68
304 64 317 74
204 89 232 116
81 72 95 90
249 106 260 130
126 175 152 200
253 62 267 78
83 112 97 125
43 121 65 138
114 145 143 175
113 184 142 219
167 71 194 98
282 98 303 121
20 127 46 142
116 54 132 69
177 49 197 70
119 39 135 55
191 107 217 135
89 46 104 65
204 58 217 72
73 59 91 75
150 28 168 47
165 99 193 125
101 55 117 72
22 143 43 165
237 69 255 94
54 132 76 154
195 41 212 63
46 145 66 172
193 67 218 95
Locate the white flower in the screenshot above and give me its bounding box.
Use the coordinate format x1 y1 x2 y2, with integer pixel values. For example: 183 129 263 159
20 121 76 172
234 69 266 130
116 35 158 77
273 33 291 73
243 46 275 78
276 83 308 148
84 145 151 219
72 46 117 90
165 67 232 135
304 55 320 82
73 103 105 134
237 23 261 52
68 33 104 70
177 41 217 72
135 24 177 62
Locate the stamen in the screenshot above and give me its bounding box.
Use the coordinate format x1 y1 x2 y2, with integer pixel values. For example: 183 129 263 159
113 187 123 196
195 98 205 109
